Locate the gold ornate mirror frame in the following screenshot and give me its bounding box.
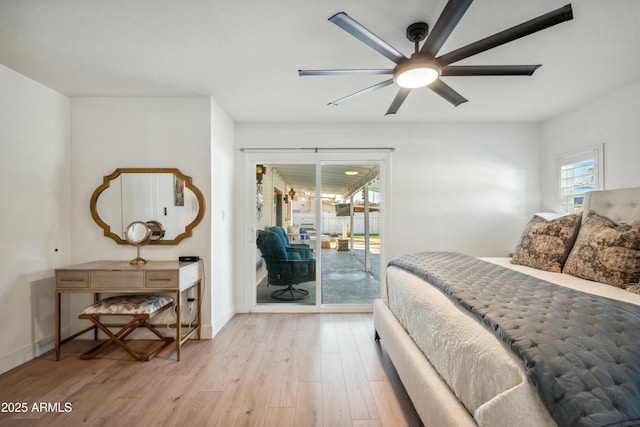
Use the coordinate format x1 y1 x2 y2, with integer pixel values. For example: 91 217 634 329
90 168 206 245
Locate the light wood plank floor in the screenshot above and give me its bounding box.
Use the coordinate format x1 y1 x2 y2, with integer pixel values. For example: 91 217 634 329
0 313 422 427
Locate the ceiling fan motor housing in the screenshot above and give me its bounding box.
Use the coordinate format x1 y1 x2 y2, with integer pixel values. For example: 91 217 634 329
406 22 429 42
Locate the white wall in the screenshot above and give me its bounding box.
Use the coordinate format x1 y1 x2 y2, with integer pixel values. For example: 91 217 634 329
235 122 541 308
0 89 234 372
0 65 70 373
69 97 230 338
540 79 640 210
389 123 541 257
209 98 236 335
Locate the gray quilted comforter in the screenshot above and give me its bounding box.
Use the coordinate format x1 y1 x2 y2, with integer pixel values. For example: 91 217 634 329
388 252 640 427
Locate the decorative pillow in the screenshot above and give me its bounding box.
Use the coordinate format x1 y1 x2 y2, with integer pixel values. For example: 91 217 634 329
625 283 640 295
511 213 581 272
563 211 640 287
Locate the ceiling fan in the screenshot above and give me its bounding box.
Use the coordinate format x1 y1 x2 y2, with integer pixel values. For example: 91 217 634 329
298 0 573 115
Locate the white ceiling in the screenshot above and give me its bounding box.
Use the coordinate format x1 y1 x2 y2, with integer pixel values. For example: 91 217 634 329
1 0 639 123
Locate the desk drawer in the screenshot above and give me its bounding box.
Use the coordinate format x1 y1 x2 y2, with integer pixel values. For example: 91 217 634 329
90 271 144 288
57 271 89 288
145 271 178 288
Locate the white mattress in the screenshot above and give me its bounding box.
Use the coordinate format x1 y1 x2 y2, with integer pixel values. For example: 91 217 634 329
386 257 640 427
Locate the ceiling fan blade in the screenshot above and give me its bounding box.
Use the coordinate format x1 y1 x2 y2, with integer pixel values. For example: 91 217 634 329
428 79 468 106
329 12 407 64
442 64 542 76
299 69 393 76
328 79 394 106
420 0 474 57
438 4 573 66
385 88 412 116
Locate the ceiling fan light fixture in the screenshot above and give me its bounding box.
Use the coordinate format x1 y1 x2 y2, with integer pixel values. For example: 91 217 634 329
396 67 439 88
394 56 441 89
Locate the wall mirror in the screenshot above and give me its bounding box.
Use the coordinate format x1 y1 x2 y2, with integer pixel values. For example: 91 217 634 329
90 168 206 245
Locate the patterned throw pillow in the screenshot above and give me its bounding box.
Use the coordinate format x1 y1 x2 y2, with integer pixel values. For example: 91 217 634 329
511 214 582 272
563 211 640 288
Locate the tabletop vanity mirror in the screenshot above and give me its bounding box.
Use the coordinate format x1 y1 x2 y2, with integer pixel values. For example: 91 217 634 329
125 220 165 264
90 168 205 245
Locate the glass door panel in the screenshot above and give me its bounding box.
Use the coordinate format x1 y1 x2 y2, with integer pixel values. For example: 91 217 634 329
255 163 317 306
320 163 381 305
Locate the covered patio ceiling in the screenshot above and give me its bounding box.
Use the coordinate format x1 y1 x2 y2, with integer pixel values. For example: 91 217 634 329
269 164 380 199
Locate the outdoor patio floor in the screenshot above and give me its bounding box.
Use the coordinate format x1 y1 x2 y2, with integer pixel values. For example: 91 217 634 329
256 244 381 305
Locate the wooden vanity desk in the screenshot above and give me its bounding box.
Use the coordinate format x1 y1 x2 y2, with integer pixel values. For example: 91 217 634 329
55 260 202 361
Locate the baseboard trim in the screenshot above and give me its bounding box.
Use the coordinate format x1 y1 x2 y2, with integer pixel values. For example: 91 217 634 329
210 308 234 339
0 331 64 375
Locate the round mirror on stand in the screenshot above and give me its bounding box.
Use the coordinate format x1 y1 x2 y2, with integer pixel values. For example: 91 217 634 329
125 220 166 264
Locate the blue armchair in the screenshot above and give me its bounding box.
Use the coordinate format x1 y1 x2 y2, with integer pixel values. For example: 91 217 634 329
256 230 315 300
266 226 311 252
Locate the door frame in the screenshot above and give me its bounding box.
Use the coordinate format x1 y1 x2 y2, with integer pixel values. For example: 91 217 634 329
239 150 392 313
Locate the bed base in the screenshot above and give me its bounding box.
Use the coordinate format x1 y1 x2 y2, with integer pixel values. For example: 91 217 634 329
373 299 476 426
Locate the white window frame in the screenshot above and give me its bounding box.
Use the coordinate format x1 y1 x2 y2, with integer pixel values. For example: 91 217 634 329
557 144 604 214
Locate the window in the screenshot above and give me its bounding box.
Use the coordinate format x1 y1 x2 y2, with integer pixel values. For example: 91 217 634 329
557 144 603 213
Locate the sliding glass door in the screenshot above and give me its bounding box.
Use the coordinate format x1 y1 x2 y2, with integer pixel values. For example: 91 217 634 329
252 158 384 309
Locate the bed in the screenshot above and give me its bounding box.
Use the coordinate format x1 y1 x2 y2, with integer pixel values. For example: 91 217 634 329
374 187 640 426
